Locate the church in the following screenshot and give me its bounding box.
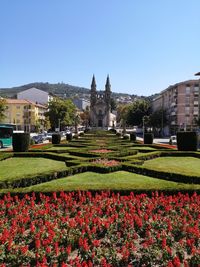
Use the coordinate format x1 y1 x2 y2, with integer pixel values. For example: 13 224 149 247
89 75 116 128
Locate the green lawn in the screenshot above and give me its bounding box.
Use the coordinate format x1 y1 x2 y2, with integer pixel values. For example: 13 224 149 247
143 157 200 176
4 171 200 193
0 158 67 182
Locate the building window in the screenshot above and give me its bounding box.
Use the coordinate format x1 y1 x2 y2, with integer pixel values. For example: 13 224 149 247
185 86 190 94
185 107 190 114
185 96 190 105
16 106 21 109
16 113 21 117
16 119 20 123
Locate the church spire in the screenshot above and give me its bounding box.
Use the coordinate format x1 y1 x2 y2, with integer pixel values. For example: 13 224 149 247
91 74 96 91
105 75 111 91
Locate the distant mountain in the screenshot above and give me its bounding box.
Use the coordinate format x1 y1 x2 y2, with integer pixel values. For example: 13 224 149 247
0 82 156 101
0 82 90 99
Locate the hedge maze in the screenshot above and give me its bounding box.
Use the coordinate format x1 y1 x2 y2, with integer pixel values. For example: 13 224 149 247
0 131 200 192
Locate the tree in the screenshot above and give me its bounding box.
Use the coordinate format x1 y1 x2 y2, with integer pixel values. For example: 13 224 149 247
110 98 117 112
45 98 76 130
149 108 168 136
117 104 131 134
126 100 151 127
80 106 90 128
0 98 7 122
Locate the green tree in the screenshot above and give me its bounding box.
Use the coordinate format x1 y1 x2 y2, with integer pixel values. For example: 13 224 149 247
0 98 7 122
117 104 131 134
149 108 168 136
45 98 76 130
110 98 117 112
126 100 151 126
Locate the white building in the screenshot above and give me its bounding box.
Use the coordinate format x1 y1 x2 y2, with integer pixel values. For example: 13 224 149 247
17 87 53 105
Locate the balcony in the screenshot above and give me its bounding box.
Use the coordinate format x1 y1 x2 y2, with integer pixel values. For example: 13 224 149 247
171 111 176 116
194 101 199 106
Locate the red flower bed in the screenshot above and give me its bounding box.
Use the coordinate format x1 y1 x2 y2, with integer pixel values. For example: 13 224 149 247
92 158 120 166
90 149 113 153
0 192 200 266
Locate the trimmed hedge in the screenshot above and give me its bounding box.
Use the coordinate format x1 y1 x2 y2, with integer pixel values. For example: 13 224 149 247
12 133 30 152
122 163 200 184
144 133 154 144
52 133 61 144
130 132 136 142
66 133 73 141
177 131 198 151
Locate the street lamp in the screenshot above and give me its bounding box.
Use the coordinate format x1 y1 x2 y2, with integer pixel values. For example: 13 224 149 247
142 116 145 143
58 119 61 132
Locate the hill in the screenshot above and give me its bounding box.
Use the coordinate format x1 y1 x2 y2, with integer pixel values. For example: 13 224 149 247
0 82 156 102
0 82 90 99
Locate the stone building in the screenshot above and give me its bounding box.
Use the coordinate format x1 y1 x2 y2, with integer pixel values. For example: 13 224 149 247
90 75 116 128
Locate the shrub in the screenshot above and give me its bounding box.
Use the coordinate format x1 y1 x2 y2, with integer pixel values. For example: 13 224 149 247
177 131 198 151
73 134 79 139
116 132 122 138
144 133 153 144
66 133 73 141
52 133 61 144
79 132 84 137
109 128 117 134
123 134 129 140
130 132 136 142
12 133 30 152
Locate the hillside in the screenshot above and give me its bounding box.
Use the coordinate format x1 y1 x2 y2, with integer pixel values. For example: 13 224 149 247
0 82 156 101
0 82 90 99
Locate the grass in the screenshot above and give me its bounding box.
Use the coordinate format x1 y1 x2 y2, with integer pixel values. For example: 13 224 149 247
0 157 67 182
2 171 200 193
143 157 200 176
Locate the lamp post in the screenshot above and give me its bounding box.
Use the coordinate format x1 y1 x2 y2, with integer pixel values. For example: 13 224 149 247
58 119 61 132
194 72 200 131
143 116 145 143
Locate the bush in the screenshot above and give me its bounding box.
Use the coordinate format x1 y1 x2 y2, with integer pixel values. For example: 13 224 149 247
130 132 136 142
177 131 198 151
109 128 117 134
144 133 153 144
12 133 30 152
123 134 129 140
79 132 84 137
66 133 73 141
74 134 79 139
52 133 61 144
116 132 122 138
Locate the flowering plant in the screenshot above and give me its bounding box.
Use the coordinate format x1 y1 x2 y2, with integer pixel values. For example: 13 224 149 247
91 158 120 167
0 191 199 266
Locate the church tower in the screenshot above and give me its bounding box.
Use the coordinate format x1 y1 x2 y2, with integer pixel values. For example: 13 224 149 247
89 75 116 128
90 74 97 106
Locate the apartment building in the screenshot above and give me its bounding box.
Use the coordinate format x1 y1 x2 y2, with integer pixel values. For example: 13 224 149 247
2 99 47 132
152 80 200 135
17 87 53 105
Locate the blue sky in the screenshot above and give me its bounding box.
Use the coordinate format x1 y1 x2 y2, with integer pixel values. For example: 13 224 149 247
1 0 200 96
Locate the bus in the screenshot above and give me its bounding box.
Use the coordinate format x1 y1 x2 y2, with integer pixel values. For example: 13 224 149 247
0 125 13 148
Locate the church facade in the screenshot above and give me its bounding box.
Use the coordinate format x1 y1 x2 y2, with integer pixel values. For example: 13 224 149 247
89 75 116 128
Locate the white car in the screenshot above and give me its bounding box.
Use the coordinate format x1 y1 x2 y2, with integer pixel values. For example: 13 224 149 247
169 135 177 145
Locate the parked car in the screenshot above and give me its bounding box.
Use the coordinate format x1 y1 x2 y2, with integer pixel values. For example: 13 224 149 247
31 134 46 144
169 135 177 145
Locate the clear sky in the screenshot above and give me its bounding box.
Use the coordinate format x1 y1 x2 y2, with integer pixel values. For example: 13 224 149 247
1 0 200 96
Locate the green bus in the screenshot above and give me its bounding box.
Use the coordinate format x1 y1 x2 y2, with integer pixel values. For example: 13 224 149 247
0 125 13 148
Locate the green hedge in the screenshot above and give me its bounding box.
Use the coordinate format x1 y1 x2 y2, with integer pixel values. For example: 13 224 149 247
0 164 89 189
66 133 73 141
130 132 136 142
12 133 30 152
122 163 200 184
0 152 14 161
52 133 61 144
177 131 198 151
144 133 154 144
